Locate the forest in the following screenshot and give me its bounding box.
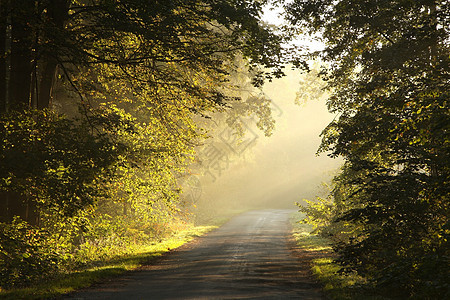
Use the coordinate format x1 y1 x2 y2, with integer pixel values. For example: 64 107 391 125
0 0 448 299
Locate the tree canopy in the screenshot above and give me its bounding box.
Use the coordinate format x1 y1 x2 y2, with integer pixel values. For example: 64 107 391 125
287 0 449 297
0 0 290 288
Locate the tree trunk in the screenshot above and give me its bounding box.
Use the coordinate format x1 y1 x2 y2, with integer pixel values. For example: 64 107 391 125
9 0 34 110
0 0 7 113
38 0 69 109
37 59 57 109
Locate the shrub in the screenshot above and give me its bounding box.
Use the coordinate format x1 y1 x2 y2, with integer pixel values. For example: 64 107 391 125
0 217 58 288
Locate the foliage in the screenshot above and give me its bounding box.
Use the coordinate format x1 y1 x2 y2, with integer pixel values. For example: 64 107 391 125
0 223 217 299
287 0 449 298
0 217 58 289
0 0 292 290
297 196 335 233
0 109 125 217
295 63 329 105
0 107 192 288
292 213 388 300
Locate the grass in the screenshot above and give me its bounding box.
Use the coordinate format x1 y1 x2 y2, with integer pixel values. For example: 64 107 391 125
290 211 387 300
0 225 216 300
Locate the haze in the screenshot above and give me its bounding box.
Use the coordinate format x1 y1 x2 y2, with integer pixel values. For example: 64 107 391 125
195 68 343 214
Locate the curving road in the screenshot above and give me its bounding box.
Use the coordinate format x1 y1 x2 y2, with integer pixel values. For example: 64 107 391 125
67 209 324 299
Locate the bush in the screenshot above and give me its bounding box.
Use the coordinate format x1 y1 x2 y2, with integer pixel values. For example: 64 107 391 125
0 217 58 288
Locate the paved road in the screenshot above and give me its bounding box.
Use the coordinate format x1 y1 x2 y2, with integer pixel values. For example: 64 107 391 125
67 209 324 299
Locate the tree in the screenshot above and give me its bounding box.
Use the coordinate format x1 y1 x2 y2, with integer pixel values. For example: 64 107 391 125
0 1 292 287
286 0 449 297
0 0 288 220
0 0 287 111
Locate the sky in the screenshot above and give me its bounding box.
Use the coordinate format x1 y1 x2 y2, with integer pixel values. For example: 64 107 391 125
262 3 325 52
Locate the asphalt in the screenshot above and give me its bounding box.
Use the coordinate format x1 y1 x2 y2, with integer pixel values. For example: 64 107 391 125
66 209 324 299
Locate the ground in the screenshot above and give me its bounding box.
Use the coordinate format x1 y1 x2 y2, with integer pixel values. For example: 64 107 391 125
65 209 325 299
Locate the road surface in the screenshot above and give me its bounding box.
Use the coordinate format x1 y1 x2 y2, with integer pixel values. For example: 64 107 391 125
67 209 324 299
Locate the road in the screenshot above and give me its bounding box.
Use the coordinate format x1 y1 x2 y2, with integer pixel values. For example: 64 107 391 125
67 209 324 299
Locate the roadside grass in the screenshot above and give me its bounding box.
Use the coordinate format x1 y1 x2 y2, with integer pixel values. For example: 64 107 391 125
0 225 216 300
291 211 387 300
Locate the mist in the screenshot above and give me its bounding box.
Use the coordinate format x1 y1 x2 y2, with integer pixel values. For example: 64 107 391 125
192 68 343 215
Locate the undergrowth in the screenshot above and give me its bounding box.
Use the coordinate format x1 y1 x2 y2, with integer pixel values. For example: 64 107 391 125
291 212 389 300
0 224 216 300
